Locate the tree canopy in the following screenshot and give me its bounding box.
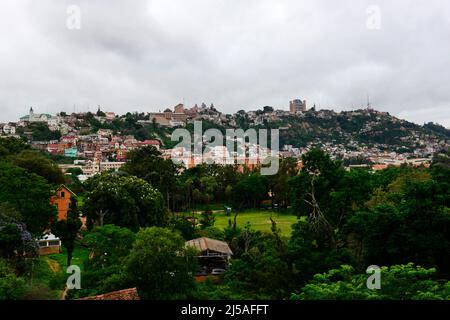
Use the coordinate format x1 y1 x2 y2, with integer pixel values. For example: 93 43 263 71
125 227 197 299
0 161 56 235
84 172 167 231
292 264 450 300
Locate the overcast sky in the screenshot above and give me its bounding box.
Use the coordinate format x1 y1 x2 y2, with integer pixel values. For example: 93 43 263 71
0 0 449 127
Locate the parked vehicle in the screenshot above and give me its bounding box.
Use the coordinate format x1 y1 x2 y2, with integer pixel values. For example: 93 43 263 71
211 268 226 275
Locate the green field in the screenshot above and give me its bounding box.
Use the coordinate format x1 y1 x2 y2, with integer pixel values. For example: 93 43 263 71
48 245 90 271
24 247 88 300
214 210 298 236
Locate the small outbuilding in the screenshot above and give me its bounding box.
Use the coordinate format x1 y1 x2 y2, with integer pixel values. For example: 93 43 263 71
38 233 62 255
186 237 233 275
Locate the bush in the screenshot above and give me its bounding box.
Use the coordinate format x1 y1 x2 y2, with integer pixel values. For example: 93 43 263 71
0 259 28 300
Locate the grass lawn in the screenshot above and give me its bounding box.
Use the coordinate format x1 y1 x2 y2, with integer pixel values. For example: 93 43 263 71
213 209 298 236
189 203 228 211
30 257 63 298
77 195 85 207
23 245 90 299
48 245 90 271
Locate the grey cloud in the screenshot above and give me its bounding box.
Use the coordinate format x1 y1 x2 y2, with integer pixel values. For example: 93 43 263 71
0 0 449 127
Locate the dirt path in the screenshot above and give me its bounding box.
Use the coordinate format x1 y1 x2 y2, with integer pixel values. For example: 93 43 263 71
190 210 225 214
61 286 69 300
46 258 67 300
46 258 60 273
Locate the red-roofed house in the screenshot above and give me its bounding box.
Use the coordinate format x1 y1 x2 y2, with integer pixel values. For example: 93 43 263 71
47 143 59 154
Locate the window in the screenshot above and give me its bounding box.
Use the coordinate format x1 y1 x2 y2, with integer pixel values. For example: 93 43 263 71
61 191 65 198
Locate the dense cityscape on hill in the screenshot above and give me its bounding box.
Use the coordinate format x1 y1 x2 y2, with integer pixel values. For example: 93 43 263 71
1 100 449 178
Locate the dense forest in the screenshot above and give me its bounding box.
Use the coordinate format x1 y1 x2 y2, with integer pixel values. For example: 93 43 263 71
0 137 449 300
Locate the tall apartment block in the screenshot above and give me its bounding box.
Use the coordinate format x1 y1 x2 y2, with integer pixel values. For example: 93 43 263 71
289 99 306 114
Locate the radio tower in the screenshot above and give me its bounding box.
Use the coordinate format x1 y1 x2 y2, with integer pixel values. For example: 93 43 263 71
366 94 372 110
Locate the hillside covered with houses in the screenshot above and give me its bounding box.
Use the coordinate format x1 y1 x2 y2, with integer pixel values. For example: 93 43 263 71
0 100 449 179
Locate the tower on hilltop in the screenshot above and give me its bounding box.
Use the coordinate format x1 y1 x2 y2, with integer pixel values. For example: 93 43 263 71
289 99 306 114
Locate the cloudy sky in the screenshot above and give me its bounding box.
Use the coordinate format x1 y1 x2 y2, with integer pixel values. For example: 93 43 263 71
0 0 449 127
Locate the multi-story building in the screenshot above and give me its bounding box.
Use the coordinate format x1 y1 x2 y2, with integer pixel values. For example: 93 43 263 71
50 185 76 221
20 107 58 124
289 99 306 114
148 104 189 126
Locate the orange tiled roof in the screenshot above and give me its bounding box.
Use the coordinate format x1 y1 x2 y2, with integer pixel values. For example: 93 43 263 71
78 288 140 300
372 164 388 171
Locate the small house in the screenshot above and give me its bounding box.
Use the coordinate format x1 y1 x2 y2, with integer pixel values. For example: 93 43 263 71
38 233 62 255
186 237 233 275
50 185 76 221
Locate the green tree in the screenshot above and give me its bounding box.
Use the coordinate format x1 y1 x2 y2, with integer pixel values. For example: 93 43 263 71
197 226 224 240
10 150 65 185
347 178 450 275
199 209 215 229
72 225 135 298
268 157 298 210
169 217 197 240
0 259 28 300
0 161 56 235
122 146 179 209
0 203 22 227
0 224 23 260
0 137 29 158
52 196 82 266
0 214 37 273
125 227 197 299
290 149 346 248
26 122 61 141
66 167 83 176
232 173 268 209
288 218 352 287
224 227 293 299
84 172 167 231
291 148 345 223
83 224 135 269
199 176 218 204
291 264 450 300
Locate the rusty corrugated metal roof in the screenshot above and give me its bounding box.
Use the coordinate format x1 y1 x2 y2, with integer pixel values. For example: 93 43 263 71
186 237 233 255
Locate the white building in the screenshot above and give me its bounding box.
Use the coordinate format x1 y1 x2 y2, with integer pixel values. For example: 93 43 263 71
38 233 62 255
20 107 57 124
2 123 16 135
